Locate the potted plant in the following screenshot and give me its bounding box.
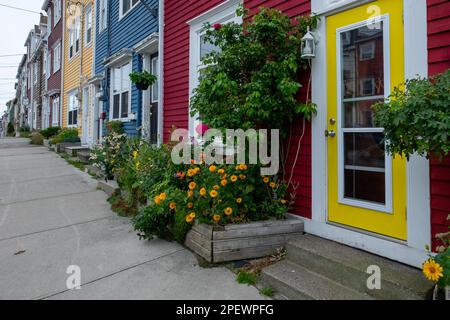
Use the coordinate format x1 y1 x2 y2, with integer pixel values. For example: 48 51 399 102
423 215 450 300
129 71 157 91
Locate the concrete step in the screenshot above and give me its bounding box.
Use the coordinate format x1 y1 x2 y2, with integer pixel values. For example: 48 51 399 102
261 260 373 300
66 146 90 157
78 150 91 164
285 235 432 300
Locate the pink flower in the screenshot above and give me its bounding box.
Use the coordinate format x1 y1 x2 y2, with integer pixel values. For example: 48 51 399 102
196 123 209 136
213 23 222 30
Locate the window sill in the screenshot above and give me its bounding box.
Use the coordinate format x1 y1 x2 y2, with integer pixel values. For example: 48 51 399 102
109 117 131 123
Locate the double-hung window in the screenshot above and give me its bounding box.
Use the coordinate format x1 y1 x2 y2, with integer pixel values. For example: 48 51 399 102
54 0 61 25
85 4 92 46
69 18 80 59
111 62 131 120
188 0 241 138
120 0 139 18
99 0 107 32
68 92 79 126
53 42 61 73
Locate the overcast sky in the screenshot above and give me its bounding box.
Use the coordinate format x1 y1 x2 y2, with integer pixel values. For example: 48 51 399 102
0 1 44 114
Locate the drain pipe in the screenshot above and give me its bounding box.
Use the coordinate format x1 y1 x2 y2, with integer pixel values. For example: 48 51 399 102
157 0 164 145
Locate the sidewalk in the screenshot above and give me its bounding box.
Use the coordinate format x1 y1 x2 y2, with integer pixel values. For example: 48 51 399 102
0 138 265 300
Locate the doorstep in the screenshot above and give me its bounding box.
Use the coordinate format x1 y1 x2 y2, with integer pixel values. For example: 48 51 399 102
260 234 433 300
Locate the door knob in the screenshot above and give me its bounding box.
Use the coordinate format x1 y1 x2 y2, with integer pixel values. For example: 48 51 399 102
325 130 336 138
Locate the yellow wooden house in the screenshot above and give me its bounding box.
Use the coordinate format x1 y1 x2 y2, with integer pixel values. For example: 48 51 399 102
61 0 94 145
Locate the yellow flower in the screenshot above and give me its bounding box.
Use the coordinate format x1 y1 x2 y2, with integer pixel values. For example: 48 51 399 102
187 169 196 177
136 162 141 170
209 165 217 173
423 259 444 282
159 193 167 201
221 179 228 187
281 199 287 205
186 215 194 223
270 182 276 189
263 177 270 184
213 185 220 190
239 174 246 180
194 167 200 173
213 215 221 222
224 207 233 216
210 190 218 198
169 202 177 210
236 198 243 204
187 191 194 198
189 182 197 190
231 175 238 182
200 188 207 197
187 202 194 209
222 174 228 179
239 164 247 170
218 169 225 175
133 151 139 159
189 212 196 219
154 196 161 205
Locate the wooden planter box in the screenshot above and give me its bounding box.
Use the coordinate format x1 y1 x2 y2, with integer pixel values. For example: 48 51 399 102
185 217 304 263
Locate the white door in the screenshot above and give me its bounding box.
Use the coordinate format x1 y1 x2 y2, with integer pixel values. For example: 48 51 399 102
82 87 90 145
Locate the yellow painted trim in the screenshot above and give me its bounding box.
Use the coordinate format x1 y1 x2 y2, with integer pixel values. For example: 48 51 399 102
327 0 407 240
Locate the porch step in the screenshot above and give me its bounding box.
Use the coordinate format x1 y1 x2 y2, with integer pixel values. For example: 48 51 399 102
261 260 373 300
66 146 90 157
77 150 91 164
261 234 433 300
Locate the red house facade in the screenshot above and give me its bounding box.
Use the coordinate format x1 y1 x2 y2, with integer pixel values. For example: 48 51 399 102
162 0 450 267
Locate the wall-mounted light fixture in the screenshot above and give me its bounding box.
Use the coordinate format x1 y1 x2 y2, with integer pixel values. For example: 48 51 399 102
301 27 316 60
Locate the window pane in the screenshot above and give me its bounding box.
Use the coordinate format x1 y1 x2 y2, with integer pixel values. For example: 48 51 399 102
113 68 121 93
341 22 384 99
121 92 129 118
344 132 385 169
73 110 78 125
151 57 159 101
122 0 130 14
68 111 73 126
113 94 120 119
344 170 385 204
343 99 382 128
200 34 220 60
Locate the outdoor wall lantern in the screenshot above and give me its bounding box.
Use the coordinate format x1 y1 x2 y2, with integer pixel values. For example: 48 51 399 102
301 27 316 60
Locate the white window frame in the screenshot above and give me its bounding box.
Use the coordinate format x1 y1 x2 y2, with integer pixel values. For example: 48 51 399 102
336 15 393 214
109 60 132 121
119 0 140 20
188 0 242 138
54 0 61 25
53 42 61 73
48 8 52 30
151 56 159 103
69 17 81 60
85 4 93 46
99 0 108 32
67 91 79 127
52 96 60 125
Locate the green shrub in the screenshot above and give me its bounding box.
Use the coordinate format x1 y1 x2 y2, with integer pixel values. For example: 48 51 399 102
373 69 450 159
236 271 259 286
7 122 15 136
50 128 80 144
40 126 61 139
106 121 124 135
30 132 44 145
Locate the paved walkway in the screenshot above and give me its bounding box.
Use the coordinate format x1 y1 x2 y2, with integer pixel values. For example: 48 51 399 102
0 138 264 300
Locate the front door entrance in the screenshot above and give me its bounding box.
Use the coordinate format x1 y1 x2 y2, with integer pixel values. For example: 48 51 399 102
326 0 407 240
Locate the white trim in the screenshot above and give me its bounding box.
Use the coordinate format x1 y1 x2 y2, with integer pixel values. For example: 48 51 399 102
312 0 376 16
335 15 393 214
310 0 430 267
188 0 242 137
134 33 159 54
404 0 431 252
119 0 140 20
157 0 164 145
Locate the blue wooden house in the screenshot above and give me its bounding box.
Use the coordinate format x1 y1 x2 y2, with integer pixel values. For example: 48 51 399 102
92 0 160 142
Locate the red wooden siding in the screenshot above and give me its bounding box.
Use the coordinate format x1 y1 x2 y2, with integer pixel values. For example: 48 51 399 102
427 0 450 250
163 0 224 140
163 0 313 218
245 0 312 218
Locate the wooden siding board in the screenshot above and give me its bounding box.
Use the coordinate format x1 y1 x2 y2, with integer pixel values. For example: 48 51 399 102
427 0 450 250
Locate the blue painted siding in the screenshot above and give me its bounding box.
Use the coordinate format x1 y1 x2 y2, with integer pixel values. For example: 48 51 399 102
95 0 159 136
